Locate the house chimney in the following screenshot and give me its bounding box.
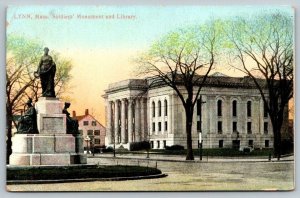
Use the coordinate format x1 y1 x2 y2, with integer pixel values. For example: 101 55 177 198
72 111 76 118
85 109 89 116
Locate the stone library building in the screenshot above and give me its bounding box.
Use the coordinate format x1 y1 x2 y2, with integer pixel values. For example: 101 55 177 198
103 73 288 150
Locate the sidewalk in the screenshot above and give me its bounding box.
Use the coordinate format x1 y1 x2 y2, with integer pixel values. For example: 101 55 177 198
89 153 294 163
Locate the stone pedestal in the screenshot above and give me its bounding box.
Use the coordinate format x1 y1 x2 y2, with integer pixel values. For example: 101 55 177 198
35 97 67 134
10 97 87 166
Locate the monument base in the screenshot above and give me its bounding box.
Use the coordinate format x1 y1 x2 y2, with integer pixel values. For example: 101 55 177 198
10 134 87 166
10 153 87 166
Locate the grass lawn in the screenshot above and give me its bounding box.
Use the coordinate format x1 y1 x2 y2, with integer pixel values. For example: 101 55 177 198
7 165 161 181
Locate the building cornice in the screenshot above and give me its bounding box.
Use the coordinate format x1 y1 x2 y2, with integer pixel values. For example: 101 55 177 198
104 75 269 96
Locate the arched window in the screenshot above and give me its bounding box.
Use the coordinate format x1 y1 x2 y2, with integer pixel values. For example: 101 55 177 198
152 101 155 117
217 100 222 116
158 100 162 117
164 99 168 116
247 101 252 117
232 100 237 117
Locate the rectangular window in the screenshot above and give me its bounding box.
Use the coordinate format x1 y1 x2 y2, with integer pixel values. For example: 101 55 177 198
163 140 167 148
157 141 160 149
248 140 253 147
217 100 222 116
232 122 237 132
152 122 155 132
197 120 201 132
164 100 168 116
232 100 237 117
197 99 202 115
158 102 162 117
158 122 161 131
94 130 100 136
247 101 252 117
218 121 222 133
264 122 268 134
265 140 269 148
219 140 224 148
232 140 240 149
152 102 155 117
164 121 168 131
247 122 252 134
94 139 100 144
87 130 93 135
151 141 154 149
264 103 268 118
83 121 89 126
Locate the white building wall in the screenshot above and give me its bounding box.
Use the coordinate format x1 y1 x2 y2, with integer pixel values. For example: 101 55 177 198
148 86 174 149
104 79 279 150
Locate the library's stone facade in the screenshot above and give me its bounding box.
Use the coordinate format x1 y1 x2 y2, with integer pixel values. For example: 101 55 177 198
103 75 288 150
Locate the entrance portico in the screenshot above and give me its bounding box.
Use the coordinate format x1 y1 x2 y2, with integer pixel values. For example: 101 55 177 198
103 79 148 149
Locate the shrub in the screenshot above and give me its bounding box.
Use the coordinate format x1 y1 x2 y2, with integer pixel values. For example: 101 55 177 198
102 146 114 153
165 145 184 150
93 145 106 153
129 141 150 151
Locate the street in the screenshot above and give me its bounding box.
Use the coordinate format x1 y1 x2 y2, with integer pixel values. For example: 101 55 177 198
7 155 294 191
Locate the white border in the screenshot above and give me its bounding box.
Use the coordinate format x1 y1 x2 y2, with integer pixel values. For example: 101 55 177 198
0 1 298 198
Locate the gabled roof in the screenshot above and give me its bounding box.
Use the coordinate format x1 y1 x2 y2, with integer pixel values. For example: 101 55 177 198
74 115 86 121
73 114 105 128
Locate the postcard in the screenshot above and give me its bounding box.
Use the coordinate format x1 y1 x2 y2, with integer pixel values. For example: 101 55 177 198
6 6 294 191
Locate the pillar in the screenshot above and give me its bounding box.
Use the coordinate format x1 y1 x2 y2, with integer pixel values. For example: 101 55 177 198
135 98 141 142
140 98 145 141
121 99 126 144
114 100 120 144
128 98 133 143
107 101 112 144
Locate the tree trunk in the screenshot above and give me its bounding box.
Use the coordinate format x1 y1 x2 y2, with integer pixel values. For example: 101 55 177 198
185 106 194 160
270 115 283 161
6 106 13 164
273 126 281 161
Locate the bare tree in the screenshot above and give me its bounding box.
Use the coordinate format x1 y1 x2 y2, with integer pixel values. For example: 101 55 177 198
6 34 73 163
136 20 222 160
226 11 293 160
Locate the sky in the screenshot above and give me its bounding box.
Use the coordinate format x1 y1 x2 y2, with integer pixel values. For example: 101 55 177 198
6 6 294 124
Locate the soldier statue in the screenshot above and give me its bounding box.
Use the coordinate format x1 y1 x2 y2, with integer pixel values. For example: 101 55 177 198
34 47 56 97
62 102 79 134
16 98 38 134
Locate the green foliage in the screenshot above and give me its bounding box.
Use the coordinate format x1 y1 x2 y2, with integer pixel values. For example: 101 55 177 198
224 11 293 72
165 145 184 151
141 19 224 76
7 34 43 66
136 19 225 161
150 148 274 157
102 146 114 153
223 11 294 159
129 141 151 151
